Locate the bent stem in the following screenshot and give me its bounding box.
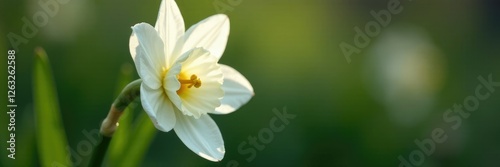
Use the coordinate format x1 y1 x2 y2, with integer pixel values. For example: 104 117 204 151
89 79 142 167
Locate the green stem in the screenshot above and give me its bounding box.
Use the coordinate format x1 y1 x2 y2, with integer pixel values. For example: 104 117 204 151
88 79 142 167
89 136 111 167
113 79 142 111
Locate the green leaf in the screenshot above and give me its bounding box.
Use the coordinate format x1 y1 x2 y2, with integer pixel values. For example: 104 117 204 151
33 47 70 167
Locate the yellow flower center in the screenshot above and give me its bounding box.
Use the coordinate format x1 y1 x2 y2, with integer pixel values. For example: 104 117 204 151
161 67 201 98
178 74 202 88
176 73 201 98
161 67 202 89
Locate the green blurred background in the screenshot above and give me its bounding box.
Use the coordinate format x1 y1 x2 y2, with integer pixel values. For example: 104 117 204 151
1 0 500 166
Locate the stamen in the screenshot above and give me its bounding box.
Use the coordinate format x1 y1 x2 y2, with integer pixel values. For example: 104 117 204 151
179 74 202 88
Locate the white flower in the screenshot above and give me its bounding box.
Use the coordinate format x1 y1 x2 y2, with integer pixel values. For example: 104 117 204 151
128 0 254 161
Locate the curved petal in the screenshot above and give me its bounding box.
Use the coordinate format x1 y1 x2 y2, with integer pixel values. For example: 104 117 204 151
174 114 225 161
212 65 254 114
155 0 185 63
140 84 176 132
131 23 166 89
176 14 230 61
164 50 190 113
129 32 139 61
155 97 177 132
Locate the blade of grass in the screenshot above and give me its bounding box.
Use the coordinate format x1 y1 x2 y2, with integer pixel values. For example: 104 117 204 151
33 47 70 166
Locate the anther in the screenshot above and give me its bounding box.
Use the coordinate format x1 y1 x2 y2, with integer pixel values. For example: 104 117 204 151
179 74 202 88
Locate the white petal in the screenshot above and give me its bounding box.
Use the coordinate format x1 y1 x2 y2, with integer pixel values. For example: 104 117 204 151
212 65 254 114
155 97 177 132
174 114 225 161
177 14 230 60
131 23 166 89
155 0 185 63
140 84 176 132
163 51 190 113
129 33 139 61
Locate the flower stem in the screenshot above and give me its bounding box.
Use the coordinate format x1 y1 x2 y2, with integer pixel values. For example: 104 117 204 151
89 136 111 167
88 79 142 167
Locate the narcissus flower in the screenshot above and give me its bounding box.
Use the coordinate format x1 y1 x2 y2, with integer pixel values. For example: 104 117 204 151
128 0 254 161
